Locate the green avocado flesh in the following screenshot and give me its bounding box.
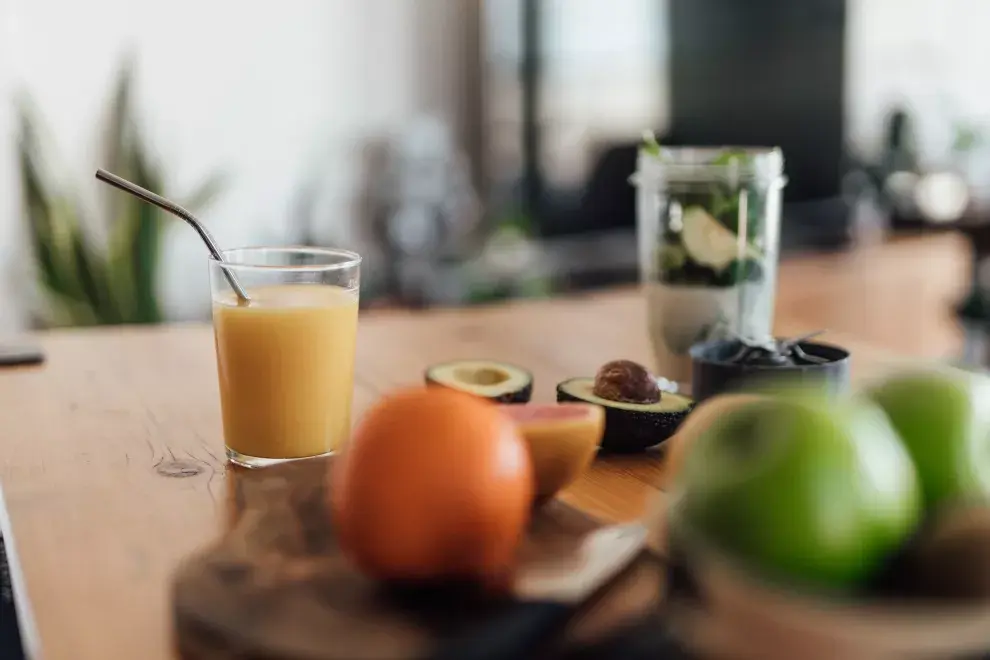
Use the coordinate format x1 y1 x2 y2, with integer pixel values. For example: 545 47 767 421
425 360 533 403
556 377 693 453
557 378 692 413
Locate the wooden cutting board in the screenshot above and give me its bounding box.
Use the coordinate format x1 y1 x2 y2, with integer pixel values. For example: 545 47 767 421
171 458 664 660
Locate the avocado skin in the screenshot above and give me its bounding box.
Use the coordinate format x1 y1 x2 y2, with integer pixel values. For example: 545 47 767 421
556 386 692 453
424 375 533 404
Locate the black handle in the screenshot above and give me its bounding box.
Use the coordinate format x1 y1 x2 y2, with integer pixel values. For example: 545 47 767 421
0 345 44 368
428 601 572 660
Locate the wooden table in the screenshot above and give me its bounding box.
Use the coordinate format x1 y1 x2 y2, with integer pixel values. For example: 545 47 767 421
0 233 972 659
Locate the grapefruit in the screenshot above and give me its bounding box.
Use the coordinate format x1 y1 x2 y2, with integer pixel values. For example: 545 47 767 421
332 387 534 590
500 403 604 500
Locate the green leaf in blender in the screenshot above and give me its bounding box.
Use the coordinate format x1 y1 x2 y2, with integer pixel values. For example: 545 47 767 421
716 257 764 287
640 130 662 157
657 244 687 273
709 185 739 221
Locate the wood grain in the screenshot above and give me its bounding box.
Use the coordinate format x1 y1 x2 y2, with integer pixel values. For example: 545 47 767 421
0 233 972 659
172 458 662 660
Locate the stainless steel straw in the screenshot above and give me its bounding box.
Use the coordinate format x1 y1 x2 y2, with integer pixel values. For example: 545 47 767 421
95 169 250 303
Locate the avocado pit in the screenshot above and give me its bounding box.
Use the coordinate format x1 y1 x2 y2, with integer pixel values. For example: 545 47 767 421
557 360 693 453
592 359 661 404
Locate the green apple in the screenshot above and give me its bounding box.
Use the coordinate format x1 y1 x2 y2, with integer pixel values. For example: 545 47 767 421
672 395 922 591
864 368 990 508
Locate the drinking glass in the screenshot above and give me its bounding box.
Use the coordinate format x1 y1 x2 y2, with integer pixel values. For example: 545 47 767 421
209 247 362 468
635 146 786 393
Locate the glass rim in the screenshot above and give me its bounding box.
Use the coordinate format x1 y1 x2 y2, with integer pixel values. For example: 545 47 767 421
651 145 782 156
642 146 784 169
209 245 362 273
633 145 786 187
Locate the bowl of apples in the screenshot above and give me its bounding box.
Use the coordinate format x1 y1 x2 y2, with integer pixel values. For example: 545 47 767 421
660 367 990 659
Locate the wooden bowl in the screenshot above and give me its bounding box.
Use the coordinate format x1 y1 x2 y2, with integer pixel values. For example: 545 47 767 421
655 499 990 660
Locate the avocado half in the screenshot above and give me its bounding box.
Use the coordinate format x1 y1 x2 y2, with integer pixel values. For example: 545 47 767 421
425 359 533 404
556 377 693 453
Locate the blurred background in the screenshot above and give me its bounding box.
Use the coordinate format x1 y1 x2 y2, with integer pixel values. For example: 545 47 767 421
1 0 990 339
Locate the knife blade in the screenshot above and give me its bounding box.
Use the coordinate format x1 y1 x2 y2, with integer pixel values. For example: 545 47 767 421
427 523 648 660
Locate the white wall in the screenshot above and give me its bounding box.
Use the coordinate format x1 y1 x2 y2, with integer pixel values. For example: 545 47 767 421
483 0 990 198
483 0 666 192
0 0 472 330
846 0 990 165
541 0 666 188
0 2 17 333
3 0 990 332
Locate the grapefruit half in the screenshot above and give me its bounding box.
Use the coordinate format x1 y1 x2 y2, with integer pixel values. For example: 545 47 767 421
500 403 604 500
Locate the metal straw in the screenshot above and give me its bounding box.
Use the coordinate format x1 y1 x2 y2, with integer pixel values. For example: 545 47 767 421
95 169 250 303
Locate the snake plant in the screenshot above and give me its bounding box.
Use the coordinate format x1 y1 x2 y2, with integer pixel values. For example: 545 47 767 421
17 59 225 328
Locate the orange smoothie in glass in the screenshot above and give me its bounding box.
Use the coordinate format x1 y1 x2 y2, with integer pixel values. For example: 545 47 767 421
212 283 359 462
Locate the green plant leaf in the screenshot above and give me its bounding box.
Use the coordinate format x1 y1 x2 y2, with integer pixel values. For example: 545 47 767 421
70 226 119 323
20 56 225 328
131 203 163 324
127 134 165 324
43 289 100 328
517 276 553 299
101 56 137 224
99 57 166 324
17 104 92 322
106 197 140 322
47 197 92 304
20 159 61 298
